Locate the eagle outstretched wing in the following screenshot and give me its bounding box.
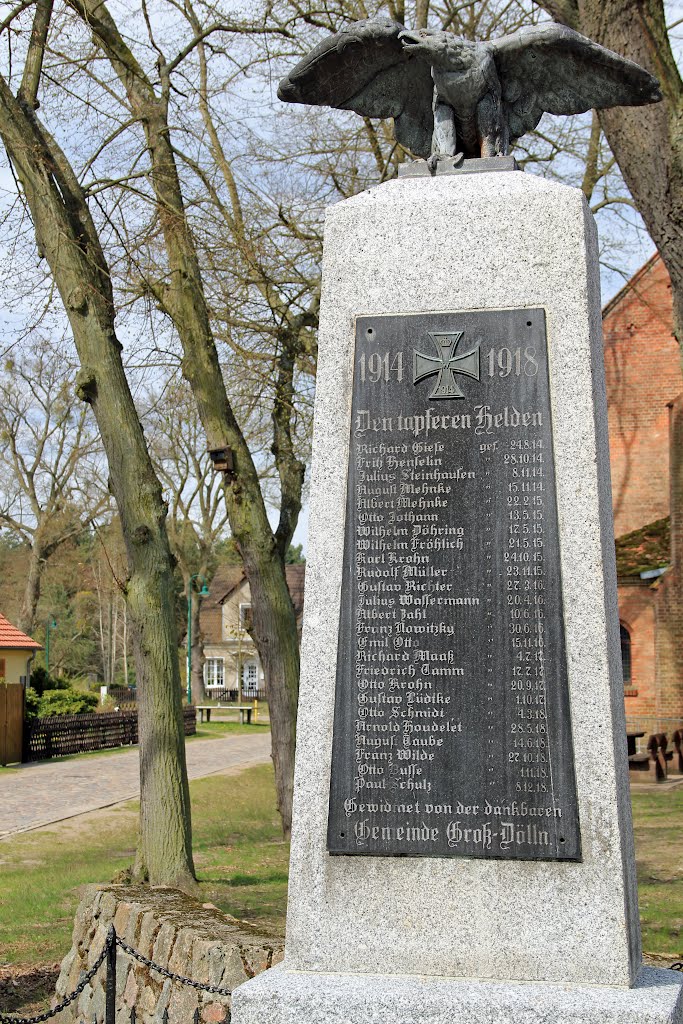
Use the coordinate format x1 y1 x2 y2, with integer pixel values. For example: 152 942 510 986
490 22 662 142
277 19 435 158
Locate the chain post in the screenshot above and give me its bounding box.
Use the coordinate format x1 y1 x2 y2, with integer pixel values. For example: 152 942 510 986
105 925 117 1024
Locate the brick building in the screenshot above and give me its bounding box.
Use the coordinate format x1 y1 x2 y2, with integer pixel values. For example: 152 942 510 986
603 254 683 734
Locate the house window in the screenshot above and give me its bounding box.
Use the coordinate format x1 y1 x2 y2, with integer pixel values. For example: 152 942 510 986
242 660 258 698
620 623 632 686
239 603 252 631
205 657 224 689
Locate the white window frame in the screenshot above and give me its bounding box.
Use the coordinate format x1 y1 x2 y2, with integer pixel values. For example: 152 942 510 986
204 657 225 690
239 602 252 630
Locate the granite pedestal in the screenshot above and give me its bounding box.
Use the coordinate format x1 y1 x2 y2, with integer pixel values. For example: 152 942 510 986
231 170 683 1023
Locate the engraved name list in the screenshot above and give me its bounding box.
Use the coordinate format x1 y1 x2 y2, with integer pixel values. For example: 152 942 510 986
327 308 581 862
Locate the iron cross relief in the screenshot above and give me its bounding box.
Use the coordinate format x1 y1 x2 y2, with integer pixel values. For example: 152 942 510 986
413 332 480 400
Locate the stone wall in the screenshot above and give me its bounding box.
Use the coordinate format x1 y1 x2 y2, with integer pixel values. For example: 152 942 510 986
54 885 283 1024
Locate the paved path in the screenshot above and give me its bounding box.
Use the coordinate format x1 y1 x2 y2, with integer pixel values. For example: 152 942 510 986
0 733 271 839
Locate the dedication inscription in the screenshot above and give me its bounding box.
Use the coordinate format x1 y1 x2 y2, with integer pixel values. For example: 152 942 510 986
327 308 581 861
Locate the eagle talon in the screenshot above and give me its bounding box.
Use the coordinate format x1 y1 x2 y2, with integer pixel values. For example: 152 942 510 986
427 154 440 174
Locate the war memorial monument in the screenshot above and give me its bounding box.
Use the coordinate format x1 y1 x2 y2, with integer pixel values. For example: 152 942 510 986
232 18 683 1024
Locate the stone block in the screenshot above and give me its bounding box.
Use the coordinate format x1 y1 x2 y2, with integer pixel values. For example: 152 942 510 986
168 982 199 1022
123 968 139 1008
138 910 160 958
113 903 131 937
152 922 177 969
152 979 172 1024
168 927 194 974
77 983 92 1019
280 170 638 988
190 938 214 985
98 890 118 922
56 948 76 996
202 1002 229 1023
233 965 683 1024
53 883 283 1024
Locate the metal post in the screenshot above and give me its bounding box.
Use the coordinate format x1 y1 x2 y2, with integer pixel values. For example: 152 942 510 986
105 925 117 1024
45 617 56 674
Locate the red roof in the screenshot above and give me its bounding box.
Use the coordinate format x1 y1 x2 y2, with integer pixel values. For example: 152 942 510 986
0 613 41 650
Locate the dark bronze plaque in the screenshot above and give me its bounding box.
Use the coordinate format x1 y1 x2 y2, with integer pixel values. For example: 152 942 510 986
327 308 581 861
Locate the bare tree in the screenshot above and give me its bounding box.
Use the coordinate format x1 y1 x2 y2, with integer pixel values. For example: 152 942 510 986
533 2 682 334
0 5 195 888
0 0 658 838
532 0 683 703
146 381 230 704
54 0 314 834
0 336 107 633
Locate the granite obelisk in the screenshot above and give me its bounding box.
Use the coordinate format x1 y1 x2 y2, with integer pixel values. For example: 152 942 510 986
232 167 683 1024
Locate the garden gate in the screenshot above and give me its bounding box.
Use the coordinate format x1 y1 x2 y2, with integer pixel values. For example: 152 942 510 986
0 683 23 766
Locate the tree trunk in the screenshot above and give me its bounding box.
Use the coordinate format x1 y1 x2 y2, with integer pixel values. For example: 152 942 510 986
538 0 683 339
0 84 195 890
190 594 206 705
60 0 304 832
537 0 683 726
241 551 299 835
17 543 44 636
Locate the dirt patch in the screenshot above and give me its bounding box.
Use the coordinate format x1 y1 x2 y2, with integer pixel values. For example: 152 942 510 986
0 962 61 1015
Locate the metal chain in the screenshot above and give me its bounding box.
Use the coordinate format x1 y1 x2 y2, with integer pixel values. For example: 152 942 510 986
3 922 681 1024
0 936 112 1024
114 938 232 995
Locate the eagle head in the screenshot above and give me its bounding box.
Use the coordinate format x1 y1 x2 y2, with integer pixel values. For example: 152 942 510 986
399 28 474 70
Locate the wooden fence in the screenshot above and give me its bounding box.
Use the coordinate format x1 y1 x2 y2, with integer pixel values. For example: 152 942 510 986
0 683 23 766
23 706 196 762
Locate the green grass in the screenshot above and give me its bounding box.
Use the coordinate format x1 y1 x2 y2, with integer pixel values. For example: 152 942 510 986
631 785 683 957
192 720 270 739
1 768 681 970
0 763 288 966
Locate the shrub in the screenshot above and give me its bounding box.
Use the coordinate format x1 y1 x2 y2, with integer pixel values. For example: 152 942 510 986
30 666 71 695
24 688 41 720
37 689 98 717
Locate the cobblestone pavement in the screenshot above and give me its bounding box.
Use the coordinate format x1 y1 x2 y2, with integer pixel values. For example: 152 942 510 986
0 733 271 839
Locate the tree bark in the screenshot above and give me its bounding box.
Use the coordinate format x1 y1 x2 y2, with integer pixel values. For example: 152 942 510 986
17 543 45 636
538 0 683 338
0 81 195 889
243 554 299 835
190 593 206 706
538 0 683 726
65 0 304 832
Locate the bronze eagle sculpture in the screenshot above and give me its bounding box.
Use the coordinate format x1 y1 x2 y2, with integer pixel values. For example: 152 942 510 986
278 20 661 165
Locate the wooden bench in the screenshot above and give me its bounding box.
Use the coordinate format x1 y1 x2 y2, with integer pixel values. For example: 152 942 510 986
232 704 253 725
627 731 645 757
196 705 216 723
672 730 683 775
629 733 672 782
195 704 253 725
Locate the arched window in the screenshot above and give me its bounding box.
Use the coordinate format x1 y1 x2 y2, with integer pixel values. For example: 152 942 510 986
620 623 632 686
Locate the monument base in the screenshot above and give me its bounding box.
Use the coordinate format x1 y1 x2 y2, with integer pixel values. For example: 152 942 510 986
233 965 683 1024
